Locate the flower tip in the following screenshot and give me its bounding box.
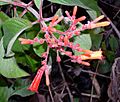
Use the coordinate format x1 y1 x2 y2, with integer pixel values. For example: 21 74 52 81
95 21 110 28
105 21 110 26
92 15 105 23
83 16 86 19
28 87 38 93
81 61 90 66
99 15 105 19
18 38 24 41
73 6 78 16
51 15 59 24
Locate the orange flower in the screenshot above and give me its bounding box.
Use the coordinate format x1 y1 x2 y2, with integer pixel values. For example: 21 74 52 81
81 50 103 60
92 15 105 23
81 15 110 30
90 21 110 29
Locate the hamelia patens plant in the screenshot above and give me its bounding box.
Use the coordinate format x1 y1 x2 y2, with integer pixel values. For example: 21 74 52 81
18 6 110 93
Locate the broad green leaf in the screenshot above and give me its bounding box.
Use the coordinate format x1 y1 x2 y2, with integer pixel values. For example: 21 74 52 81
34 0 41 9
109 35 118 51
10 86 34 97
0 38 29 78
73 34 92 55
0 86 14 102
0 37 5 58
91 34 103 50
0 57 30 78
0 12 9 26
48 0 100 19
0 12 9 39
8 79 34 98
2 18 32 57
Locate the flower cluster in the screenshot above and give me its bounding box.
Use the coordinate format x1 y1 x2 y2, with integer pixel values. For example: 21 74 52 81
19 6 110 92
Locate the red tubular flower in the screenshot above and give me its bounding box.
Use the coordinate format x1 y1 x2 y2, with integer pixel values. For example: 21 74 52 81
28 66 46 93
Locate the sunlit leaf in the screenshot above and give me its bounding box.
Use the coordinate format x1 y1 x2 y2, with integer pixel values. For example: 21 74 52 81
2 18 32 57
0 38 29 78
0 12 9 39
34 0 42 9
73 34 92 55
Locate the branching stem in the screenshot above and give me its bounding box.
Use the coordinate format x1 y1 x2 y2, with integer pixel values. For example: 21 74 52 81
58 62 74 102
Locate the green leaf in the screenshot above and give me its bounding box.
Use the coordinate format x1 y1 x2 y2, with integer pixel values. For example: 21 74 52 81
73 34 92 55
10 86 34 97
8 79 34 98
2 18 32 57
0 57 30 78
0 12 10 39
25 54 38 72
105 50 115 63
48 0 100 19
91 34 103 50
33 42 47 57
0 1 8 5
33 34 47 57
55 8 63 17
34 0 41 9
0 12 9 26
109 35 118 51
0 86 13 102
0 38 29 78
86 10 97 20
0 37 5 58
